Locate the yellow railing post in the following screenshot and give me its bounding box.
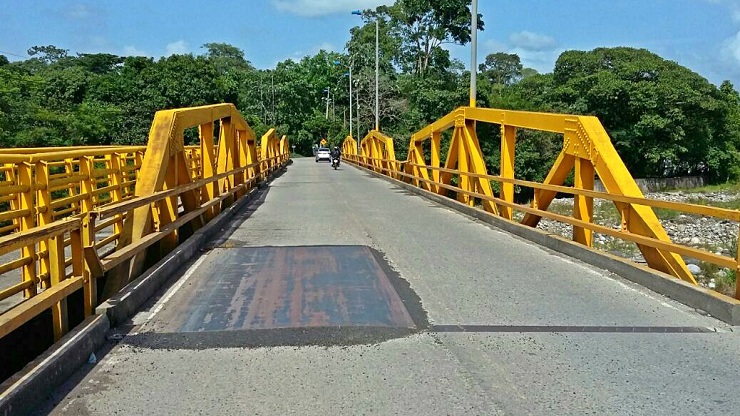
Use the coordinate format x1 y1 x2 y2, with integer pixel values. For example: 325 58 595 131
736 229 740 300
199 122 218 219
109 153 125 237
500 125 516 220
80 213 97 315
79 156 95 214
48 231 68 340
36 161 52 289
217 117 236 207
18 162 37 298
573 157 595 246
431 132 441 194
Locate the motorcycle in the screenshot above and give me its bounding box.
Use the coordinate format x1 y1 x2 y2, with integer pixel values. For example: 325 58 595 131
331 157 340 170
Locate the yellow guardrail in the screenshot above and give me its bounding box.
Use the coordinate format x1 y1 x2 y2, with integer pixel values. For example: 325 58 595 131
0 104 290 348
344 106 740 300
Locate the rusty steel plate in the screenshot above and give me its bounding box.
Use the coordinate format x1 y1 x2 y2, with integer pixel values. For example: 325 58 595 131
168 246 417 333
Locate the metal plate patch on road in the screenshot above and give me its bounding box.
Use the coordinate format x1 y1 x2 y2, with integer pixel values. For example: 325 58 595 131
129 246 427 348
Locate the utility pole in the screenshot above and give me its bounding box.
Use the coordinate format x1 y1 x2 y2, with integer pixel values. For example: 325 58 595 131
325 87 330 119
470 0 478 108
375 18 379 131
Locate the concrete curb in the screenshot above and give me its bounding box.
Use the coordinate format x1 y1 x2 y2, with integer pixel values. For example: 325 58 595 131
353 164 740 325
0 314 109 416
0 165 287 415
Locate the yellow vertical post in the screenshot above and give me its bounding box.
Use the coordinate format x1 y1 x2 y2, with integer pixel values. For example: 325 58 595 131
175 151 203 232
371 140 381 172
573 157 595 246
5 164 19 234
456 127 471 205
133 150 144 197
65 159 78 216
159 157 179 253
199 122 218 219
108 153 124 237
736 229 740 300
236 129 249 198
500 125 516 220
217 118 235 206
49 231 68 340
245 135 258 191
18 162 37 297
36 162 52 289
79 156 95 214
431 132 441 193
80 214 97 315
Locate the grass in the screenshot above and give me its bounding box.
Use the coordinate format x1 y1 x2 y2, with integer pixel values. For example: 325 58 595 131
524 184 740 297
686 196 740 210
697 261 737 296
682 182 740 194
593 234 641 257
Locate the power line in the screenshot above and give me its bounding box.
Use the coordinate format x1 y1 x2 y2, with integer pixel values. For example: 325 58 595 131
0 49 27 59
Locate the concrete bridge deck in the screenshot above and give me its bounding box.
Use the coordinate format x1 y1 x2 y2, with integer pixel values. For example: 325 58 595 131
39 159 740 415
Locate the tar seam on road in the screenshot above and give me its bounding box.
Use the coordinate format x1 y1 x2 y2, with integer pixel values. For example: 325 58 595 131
429 325 718 333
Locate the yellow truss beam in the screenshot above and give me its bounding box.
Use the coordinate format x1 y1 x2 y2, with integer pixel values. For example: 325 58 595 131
106 104 258 297
406 106 695 285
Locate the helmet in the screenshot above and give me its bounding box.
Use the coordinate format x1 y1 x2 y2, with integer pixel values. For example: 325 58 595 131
334 146 338 150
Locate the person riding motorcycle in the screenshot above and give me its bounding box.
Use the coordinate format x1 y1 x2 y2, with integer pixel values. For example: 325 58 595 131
330 146 341 160
330 146 341 169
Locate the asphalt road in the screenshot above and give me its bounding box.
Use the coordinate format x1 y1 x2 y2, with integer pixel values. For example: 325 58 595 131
39 158 740 415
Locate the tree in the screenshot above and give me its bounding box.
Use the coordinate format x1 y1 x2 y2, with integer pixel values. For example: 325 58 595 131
27 45 69 64
202 43 253 71
551 47 740 180
479 52 523 86
0 55 8 66
75 53 123 74
372 0 484 77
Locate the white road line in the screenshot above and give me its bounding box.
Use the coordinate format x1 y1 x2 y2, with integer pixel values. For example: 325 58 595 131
133 253 208 333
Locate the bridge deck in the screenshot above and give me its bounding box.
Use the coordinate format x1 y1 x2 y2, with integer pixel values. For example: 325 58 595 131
42 159 739 415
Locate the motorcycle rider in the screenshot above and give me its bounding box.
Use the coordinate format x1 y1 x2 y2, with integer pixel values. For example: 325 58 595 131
330 146 341 166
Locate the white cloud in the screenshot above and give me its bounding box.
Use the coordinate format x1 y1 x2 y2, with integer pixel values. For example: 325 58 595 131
166 40 189 56
314 42 336 53
511 47 563 74
509 31 557 52
66 3 94 19
481 39 509 54
123 45 148 57
703 0 740 22
722 31 740 65
271 0 394 17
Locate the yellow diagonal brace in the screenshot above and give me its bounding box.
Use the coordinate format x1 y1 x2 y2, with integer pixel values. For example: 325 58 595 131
577 117 695 284
521 151 575 227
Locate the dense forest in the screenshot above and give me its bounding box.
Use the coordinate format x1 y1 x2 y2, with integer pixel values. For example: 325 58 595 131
1 0 740 185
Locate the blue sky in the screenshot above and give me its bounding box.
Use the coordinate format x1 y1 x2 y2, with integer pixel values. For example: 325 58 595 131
2 1 740 87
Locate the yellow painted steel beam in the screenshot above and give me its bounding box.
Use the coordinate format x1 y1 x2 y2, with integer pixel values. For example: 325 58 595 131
500 125 516 219
107 104 258 297
576 116 695 283
410 108 463 143
573 158 595 246
0 275 84 339
464 107 573 133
